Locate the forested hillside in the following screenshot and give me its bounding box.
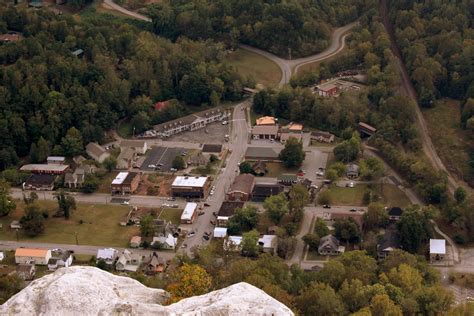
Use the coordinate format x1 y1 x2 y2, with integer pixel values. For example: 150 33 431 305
0 4 250 168
148 0 375 58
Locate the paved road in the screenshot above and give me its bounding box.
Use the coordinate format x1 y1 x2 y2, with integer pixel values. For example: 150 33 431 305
180 100 251 255
379 0 464 195
11 188 186 209
103 0 151 21
0 240 175 261
241 22 358 87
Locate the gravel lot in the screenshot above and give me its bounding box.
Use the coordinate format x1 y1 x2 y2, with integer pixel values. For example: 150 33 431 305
166 122 230 144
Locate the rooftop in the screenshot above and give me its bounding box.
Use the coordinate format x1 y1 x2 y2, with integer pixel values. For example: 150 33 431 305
388 207 403 217
430 239 446 254
20 164 69 173
97 248 117 260
229 174 255 195
213 227 228 238
117 148 135 161
181 202 198 221
86 142 107 158
245 147 281 160
317 82 339 92
258 235 277 248
202 144 223 153
15 248 49 258
256 116 276 126
47 156 65 162
111 172 130 185
172 176 208 188
25 174 56 186
252 125 279 135
218 201 244 217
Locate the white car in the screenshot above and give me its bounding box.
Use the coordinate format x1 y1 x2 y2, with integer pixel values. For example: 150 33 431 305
187 232 195 238
209 191 214 196
148 164 156 169
348 182 355 188
121 201 130 205
222 121 228 125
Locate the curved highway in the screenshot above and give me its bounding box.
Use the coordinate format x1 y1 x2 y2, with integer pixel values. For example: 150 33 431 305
241 22 358 87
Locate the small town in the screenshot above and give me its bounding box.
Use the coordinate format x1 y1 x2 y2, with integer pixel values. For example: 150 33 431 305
0 0 473 315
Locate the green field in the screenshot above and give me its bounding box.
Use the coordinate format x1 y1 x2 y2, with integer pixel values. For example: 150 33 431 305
0 201 138 247
262 162 299 178
158 208 182 225
423 99 472 184
225 49 281 88
325 183 411 207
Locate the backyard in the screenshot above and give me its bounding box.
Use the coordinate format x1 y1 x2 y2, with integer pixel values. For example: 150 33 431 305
158 207 182 226
0 201 138 247
225 49 281 88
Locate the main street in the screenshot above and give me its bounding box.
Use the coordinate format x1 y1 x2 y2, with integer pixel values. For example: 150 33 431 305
180 100 251 255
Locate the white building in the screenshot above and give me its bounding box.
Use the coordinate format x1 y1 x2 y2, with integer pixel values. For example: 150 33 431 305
429 239 446 263
15 248 52 265
213 227 228 238
180 202 198 224
48 250 73 271
96 248 118 265
258 235 278 254
224 236 243 251
152 234 178 250
115 249 142 272
47 156 65 165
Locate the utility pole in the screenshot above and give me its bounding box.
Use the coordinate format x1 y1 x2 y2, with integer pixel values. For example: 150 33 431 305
75 231 79 245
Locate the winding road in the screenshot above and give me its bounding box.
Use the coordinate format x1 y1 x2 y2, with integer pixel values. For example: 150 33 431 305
241 22 358 87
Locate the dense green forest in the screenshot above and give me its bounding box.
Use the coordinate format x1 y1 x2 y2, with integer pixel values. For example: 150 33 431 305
0 4 251 167
147 0 375 58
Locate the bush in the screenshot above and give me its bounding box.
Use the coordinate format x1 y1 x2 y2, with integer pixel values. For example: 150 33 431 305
453 234 466 245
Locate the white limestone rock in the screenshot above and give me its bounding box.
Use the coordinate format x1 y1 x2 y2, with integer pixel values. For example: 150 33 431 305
1 266 294 316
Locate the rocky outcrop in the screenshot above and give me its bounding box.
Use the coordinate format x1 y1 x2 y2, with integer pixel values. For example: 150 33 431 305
1 266 294 316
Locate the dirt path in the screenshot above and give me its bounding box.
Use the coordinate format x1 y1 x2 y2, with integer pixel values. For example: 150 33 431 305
379 0 462 194
102 0 151 21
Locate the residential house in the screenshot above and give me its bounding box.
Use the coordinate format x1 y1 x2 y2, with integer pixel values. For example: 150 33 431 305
0 33 22 43
251 180 284 202
387 207 403 221
277 174 298 185
143 252 166 275
256 116 276 126
120 140 148 155
315 82 339 97
115 249 142 272
47 156 65 165
23 174 56 191
111 172 140 195
311 131 335 143
258 235 278 254
346 164 360 179
152 234 178 250
96 248 118 265
181 202 198 224
171 176 210 198
129 236 142 248
318 235 345 255
377 227 400 260
279 123 304 144
116 147 135 170
187 153 207 166
213 227 228 238
16 264 36 281
20 164 69 174
217 201 244 226
227 174 255 202
47 250 73 271
64 165 95 189
73 155 86 165
358 122 377 137
15 248 52 265
245 147 281 161
251 125 279 140
429 239 446 263
251 161 267 176
86 142 110 163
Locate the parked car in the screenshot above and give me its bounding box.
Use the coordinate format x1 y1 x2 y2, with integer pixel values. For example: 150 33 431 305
346 182 355 188
187 232 195 238
198 211 205 216
171 204 179 208
202 235 210 241
148 164 156 169
170 168 177 172
210 220 216 225
204 203 211 207
167 197 176 201
181 243 188 248
349 209 357 212
323 204 331 209
222 121 228 125
121 201 130 205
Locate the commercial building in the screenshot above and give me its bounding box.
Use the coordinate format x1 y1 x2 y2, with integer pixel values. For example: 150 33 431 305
180 202 198 224
110 172 140 195
15 248 52 265
86 142 110 163
251 125 279 140
171 176 210 198
315 82 339 97
20 164 69 175
251 178 284 202
23 174 56 191
245 147 281 161
279 123 304 144
227 174 255 202
213 227 228 238
256 116 276 126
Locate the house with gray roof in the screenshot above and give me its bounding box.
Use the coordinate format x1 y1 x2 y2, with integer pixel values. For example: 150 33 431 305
245 147 281 161
318 235 345 256
86 142 110 163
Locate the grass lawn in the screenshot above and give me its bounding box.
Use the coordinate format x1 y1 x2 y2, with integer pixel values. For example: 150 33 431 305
423 99 472 184
225 49 281 88
325 183 410 207
0 201 138 247
96 172 118 194
263 162 299 178
158 208 182 226
117 120 133 138
306 251 330 261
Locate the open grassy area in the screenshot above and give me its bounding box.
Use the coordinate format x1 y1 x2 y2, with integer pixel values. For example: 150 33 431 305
96 172 117 194
158 208 182 226
325 183 411 207
225 49 281 88
0 201 138 247
423 99 472 184
117 120 133 138
263 162 299 178
450 272 474 290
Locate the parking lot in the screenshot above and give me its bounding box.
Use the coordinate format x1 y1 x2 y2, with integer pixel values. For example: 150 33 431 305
141 146 186 172
166 121 230 144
